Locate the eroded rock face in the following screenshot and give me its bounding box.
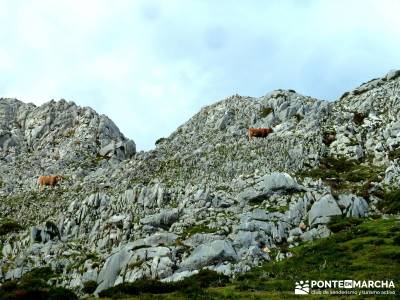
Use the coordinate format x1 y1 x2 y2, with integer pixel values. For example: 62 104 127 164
95 244 133 294
1 69 400 295
309 194 342 226
338 194 369 218
180 240 238 271
140 209 181 229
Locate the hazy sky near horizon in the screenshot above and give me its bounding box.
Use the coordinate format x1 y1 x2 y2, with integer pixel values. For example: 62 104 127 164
0 0 399 150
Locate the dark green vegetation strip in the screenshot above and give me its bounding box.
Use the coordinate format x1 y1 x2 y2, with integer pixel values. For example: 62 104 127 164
259 107 273 118
326 215 363 233
388 148 400 161
91 218 400 299
0 267 78 300
375 189 400 214
182 224 218 238
0 219 23 236
98 269 229 298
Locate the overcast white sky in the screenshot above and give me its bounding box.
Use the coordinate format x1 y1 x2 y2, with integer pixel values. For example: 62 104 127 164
0 0 399 150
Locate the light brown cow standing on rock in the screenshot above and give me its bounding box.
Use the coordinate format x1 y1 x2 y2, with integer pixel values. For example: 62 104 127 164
248 127 273 141
38 175 62 191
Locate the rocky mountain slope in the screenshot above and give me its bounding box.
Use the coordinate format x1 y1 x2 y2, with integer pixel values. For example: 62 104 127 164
0 70 400 297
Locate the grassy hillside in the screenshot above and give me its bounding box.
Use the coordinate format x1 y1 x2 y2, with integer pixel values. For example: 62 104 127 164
90 217 400 300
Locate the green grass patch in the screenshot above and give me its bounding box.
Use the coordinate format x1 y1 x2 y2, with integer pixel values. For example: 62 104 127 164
232 218 400 294
268 205 289 214
327 215 363 233
182 224 218 238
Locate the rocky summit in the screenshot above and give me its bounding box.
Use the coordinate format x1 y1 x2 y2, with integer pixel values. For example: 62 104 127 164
0 70 400 297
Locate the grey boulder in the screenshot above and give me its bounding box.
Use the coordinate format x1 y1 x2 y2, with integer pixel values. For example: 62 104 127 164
238 172 304 203
140 209 180 229
308 194 342 226
180 240 238 271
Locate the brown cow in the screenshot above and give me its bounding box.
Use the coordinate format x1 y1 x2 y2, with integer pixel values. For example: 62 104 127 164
38 175 62 191
248 127 273 140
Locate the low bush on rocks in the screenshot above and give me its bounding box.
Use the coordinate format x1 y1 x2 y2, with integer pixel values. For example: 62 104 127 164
0 267 77 300
82 280 98 294
376 189 400 214
98 279 177 297
259 107 273 118
0 219 23 236
294 113 304 122
388 148 400 161
340 91 350 100
47 287 78 300
98 269 230 298
327 215 363 233
22 267 55 283
353 112 366 125
182 224 218 237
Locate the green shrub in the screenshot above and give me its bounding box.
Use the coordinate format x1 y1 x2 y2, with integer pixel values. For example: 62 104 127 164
376 189 400 214
259 107 273 118
48 287 78 300
388 148 400 161
320 156 356 173
0 219 23 236
0 280 18 292
0 269 77 300
22 267 55 283
294 113 303 122
82 280 97 294
98 279 176 297
353 112 366 125
155 137 167 145
327 216 363 233
340 91 350 100
182 224 217 237
98 269 229 298
19 277 48 291
182 269 229 288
